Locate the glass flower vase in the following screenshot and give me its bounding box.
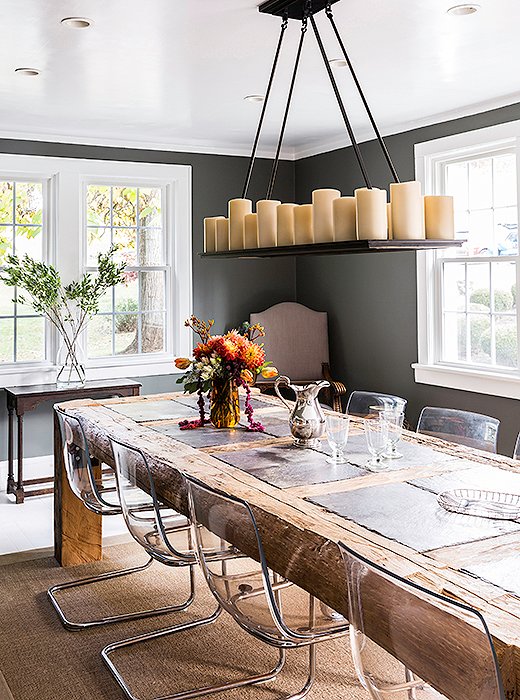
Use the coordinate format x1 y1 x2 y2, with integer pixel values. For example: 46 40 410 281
56 324 86 388
210 379 240 428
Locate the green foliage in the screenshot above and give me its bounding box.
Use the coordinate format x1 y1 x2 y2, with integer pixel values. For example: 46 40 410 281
480 324 518 367
115 298 138 333
469 288 514 312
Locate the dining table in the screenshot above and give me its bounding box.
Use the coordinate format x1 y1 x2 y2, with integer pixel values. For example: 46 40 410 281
54 390 520 699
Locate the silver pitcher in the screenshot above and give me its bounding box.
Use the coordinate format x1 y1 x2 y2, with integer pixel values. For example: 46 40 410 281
274 376 330 448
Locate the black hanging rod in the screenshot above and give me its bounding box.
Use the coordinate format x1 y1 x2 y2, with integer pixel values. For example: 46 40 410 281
259 0 339 20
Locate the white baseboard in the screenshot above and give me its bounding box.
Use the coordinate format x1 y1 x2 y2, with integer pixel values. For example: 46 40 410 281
0 454 53 472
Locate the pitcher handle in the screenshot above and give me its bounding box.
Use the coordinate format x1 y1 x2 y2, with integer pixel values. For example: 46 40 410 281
274 375 293 411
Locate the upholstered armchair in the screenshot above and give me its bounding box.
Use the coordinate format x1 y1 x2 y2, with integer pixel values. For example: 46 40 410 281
250 302 346 412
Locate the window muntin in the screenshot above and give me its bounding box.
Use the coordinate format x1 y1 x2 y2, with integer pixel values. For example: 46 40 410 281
436 147 519 372
0 180 45 364
85 184 168 359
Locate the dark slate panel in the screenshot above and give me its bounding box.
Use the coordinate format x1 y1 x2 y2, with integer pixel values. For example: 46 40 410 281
216 444 366 489
316 433 454 472
309 482 520 552
240 413 292 438
409 464 520 496
150 422 267 449
174 393 266 413
109 400 198 423
464 556 520 597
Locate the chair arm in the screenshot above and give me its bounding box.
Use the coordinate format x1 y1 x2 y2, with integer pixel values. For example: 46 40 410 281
321 363 347 412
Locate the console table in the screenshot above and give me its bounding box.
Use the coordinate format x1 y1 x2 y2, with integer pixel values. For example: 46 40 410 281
5 379 141 503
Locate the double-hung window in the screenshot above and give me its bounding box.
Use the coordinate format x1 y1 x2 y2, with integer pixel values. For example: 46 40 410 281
0 154 192 387
415 122 520 399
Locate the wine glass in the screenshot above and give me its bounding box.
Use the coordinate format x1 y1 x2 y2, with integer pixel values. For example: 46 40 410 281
383 409 405 459
326 414 350 465
364 416 389 470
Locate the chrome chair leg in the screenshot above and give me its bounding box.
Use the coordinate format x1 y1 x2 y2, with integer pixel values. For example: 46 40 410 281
48 557 196 631
285 644 317 700
102 606 288 700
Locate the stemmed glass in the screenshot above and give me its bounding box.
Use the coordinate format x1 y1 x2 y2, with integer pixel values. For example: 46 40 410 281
364 416 389 470
326 414 350 465
383 409 405 459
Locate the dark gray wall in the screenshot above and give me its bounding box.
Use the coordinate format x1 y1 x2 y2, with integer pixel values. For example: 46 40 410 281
0 140 296 459
295 102 520 456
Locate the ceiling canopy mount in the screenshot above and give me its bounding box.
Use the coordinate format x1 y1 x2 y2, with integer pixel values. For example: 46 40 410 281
258 0 340 20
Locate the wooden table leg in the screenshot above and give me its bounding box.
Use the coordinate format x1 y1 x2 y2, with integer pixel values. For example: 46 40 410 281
15 413 24 504
6 405 15 495
53 411 102 566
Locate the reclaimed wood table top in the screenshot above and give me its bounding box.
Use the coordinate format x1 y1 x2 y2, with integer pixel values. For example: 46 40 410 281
55 391 520 699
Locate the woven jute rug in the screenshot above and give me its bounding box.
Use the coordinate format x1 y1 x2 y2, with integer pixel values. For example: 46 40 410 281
0 542 401 700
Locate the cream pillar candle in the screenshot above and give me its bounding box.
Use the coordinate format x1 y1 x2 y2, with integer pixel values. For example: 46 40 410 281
312 189 341 242
257 199 281 247
390 181 424 240
294 204 314 244
244 213 259 249
228 198 252 249
277 203 297 246
215 218 230 251
424 195 455 240
203 216 224 252
355 188 387 240
387 203 393 239
333 196 356 241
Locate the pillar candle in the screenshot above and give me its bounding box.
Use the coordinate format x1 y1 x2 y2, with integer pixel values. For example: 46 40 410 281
355 188 387 240
215 217 230 251
228 198 252 249
424 196 455 240
333 196 356 241
244 213 259 249
257 199 281 248
387 203 393 239
277 203 297 246
294 204 314 244
203 217 224 253
390 181 424 240
312 189 341 242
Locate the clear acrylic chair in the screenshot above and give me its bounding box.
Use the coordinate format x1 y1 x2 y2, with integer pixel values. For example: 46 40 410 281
182 474 350 700
101 438 226 700
48 408 195 631
417 406 499 453
346 391 407 418
513 432 520 460
338 541 505 700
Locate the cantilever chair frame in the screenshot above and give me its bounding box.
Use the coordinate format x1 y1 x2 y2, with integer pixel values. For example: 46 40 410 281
48 409 194 631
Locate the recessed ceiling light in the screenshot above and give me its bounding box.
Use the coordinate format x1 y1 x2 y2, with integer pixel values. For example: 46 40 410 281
61 16 93 29
244 94 265 103
329 58 348 68
14 67 40 76
447 4 481 15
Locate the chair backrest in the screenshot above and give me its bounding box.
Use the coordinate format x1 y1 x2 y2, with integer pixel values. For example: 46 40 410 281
185 473 315 643
514 432 520 460
55 407 118 514
338 541 505 700
417 406 499 453
346 390 407 418
109 437 193 564
250 302 329 381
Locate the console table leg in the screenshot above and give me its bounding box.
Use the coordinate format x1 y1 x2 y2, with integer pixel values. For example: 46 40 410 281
7 406 15 495
15 413 24 504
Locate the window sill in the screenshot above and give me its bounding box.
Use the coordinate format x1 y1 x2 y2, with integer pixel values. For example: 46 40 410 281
0 358 176 389
412 363 520 401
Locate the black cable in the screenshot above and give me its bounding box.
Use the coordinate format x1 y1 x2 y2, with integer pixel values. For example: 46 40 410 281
266 4 310 200
309 14 372 189
325 3 400 183
242 12 289 200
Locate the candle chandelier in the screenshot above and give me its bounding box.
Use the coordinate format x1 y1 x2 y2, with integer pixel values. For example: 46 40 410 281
203 0 457 255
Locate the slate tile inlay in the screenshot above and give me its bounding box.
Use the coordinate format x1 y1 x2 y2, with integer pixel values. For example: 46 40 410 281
309 482 520 552
409 464 520 496
110 400 198 423
150 422 268 449
464 556 520 597
216 445 366 489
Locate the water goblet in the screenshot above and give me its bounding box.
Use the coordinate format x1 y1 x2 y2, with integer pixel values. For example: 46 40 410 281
326 414 349 465
364 416 389 470
383 409 405 459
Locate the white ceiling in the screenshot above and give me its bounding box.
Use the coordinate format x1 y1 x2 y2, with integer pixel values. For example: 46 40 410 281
0 0 519 159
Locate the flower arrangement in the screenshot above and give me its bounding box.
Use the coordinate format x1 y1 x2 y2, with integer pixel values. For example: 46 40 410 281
175 316 278 431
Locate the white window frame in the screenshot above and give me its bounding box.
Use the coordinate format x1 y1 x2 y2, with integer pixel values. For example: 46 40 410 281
414 120 520 400
0 154 192 387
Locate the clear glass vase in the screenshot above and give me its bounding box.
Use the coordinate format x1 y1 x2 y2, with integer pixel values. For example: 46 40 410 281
56 330 86 388
210 379 240 428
